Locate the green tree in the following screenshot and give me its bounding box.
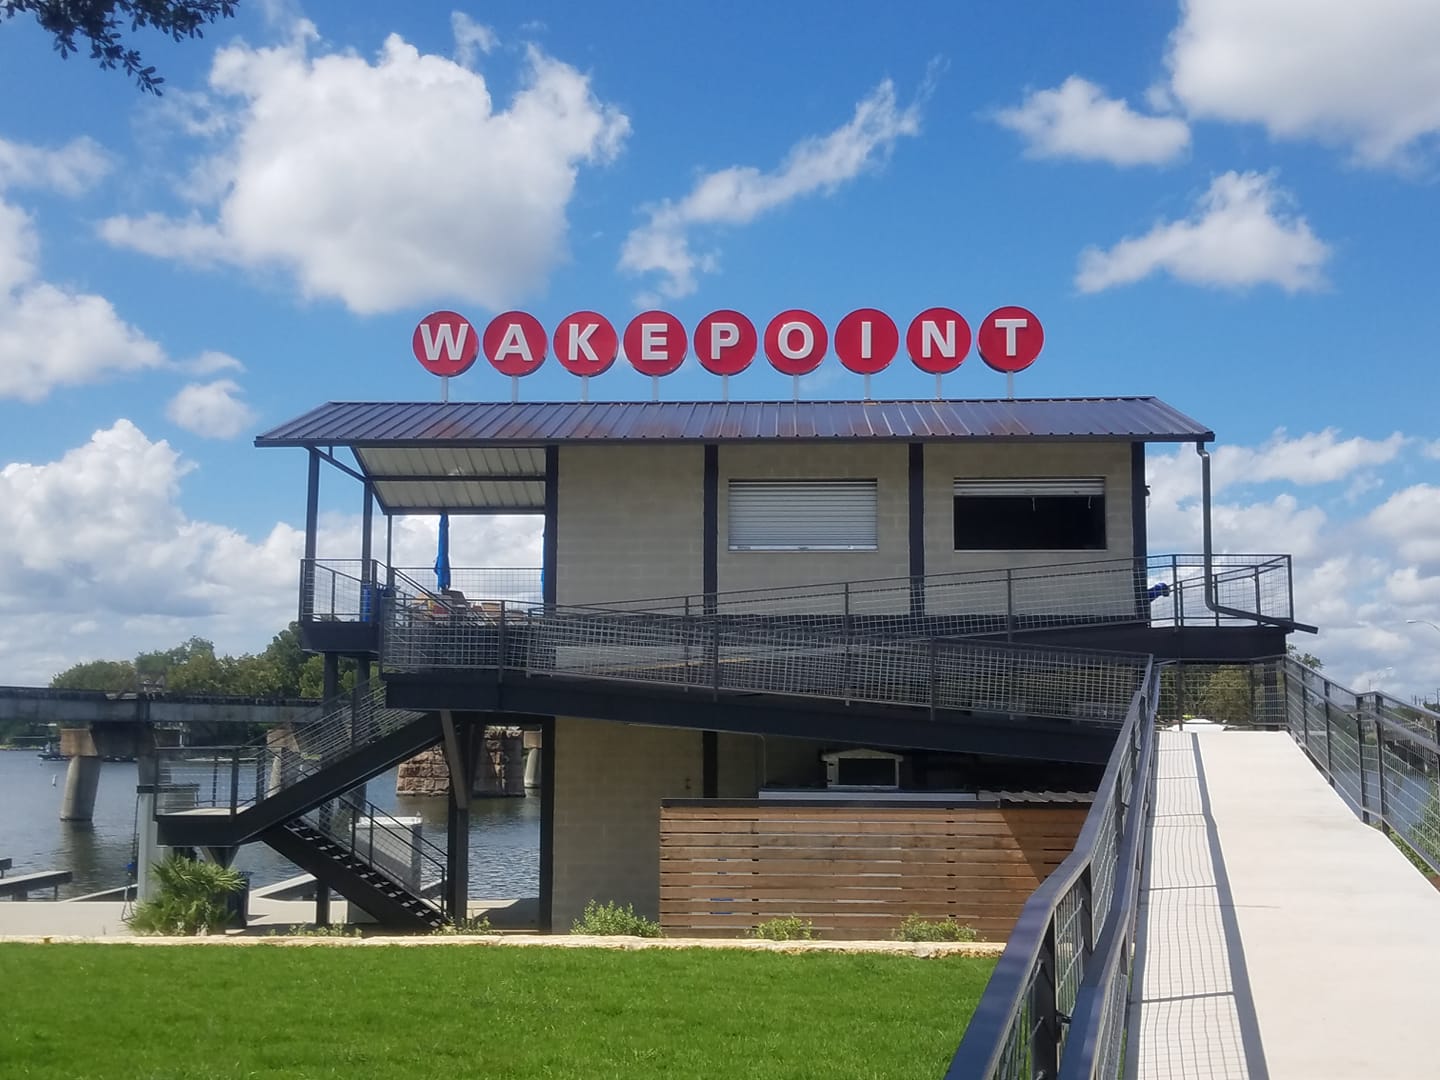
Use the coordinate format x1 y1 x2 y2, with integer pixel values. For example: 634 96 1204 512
50 658 137 692
1287 644 1324 670
2 1 238 94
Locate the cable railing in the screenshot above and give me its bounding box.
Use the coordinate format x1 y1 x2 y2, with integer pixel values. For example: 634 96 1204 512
379 569 1150 728
1284 659 1440 874
299 794 449 920
944 660 1160 1080
155 681 423 816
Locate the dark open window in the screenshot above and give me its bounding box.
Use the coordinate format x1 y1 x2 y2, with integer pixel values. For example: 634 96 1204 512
953 478 1106 551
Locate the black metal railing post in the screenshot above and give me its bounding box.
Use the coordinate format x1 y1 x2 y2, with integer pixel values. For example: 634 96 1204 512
1357 714 1370 824
1374 699 1390 835
1034 926 1061 1077
1322 680 1335 784
1005 569 1015 640
1286 555 1296 621
497 601 508 684
229 749 240 815
1171 555 1182 626
928 638 938 722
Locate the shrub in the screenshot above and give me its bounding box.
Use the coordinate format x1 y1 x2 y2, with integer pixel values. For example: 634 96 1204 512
750 915 816 941
570 899 662 937
433 915 494 936
127 855 244 935
273 923 364 938
895 915 979 943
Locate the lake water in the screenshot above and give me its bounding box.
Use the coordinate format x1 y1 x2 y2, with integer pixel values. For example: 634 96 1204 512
0 750 540 899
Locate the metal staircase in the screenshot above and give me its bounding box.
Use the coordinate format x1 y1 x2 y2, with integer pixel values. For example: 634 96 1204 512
260 796 447 931
155 684 440 848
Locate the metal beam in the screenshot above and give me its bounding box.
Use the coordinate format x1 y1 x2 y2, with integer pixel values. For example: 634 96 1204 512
908 442 925 618
440 710 469 810
543 446 558 608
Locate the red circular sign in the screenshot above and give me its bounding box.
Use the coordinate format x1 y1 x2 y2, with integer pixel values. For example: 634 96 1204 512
834 309 898 375
412 311 479 377
977 306 1044 373
906 308 972 374
623 311 687 377
553 311 618 376
764 309 828 376
482 311 547 376
694 310 757 376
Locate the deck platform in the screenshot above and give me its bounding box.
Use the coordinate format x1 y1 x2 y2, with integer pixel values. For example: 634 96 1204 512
1130 729 1440 1079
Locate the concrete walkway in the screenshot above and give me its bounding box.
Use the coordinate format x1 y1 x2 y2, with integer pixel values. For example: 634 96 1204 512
1130 729 1440 1080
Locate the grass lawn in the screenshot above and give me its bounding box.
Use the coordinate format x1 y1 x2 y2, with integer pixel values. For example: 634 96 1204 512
0 944 993 1080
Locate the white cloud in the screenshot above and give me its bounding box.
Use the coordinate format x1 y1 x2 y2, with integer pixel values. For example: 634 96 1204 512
1216 429 1405 489
995 77 1190 166
620 77 926 299
100 24 629 315
1145 432 1440 696
0 193 168 401
0 135 112 196
1167 0 1440 168
166 379 258 439
185 350 244 375
1076 171 1330 293
1368 484 1440 567
452 11 498 66
0 422 544 684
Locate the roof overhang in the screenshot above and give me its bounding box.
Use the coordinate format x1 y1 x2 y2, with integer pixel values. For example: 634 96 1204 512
259 398 1215 514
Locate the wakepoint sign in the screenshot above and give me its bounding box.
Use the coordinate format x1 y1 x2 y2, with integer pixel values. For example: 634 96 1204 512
412 306 1043 387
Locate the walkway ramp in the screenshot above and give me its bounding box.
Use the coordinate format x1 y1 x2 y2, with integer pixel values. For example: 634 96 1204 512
1131 729 1440 1079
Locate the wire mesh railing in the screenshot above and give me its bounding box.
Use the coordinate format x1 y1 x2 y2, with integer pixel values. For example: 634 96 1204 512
1284 659 1440 874
380 570 1151 728
944 661 1160 1080
301 560 543 624
155 681 424 817
584 553 1296 633
298 794 448 920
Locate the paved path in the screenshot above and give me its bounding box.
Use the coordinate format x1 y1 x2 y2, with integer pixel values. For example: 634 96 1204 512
1130 729 1440 1080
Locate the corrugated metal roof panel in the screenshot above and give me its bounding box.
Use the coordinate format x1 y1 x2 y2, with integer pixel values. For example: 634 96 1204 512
257 397 1214 447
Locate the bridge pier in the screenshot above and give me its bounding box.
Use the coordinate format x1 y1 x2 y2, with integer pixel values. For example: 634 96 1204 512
59 752 103 822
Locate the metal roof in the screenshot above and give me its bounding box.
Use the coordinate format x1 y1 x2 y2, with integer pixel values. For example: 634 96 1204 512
256 397 1214 447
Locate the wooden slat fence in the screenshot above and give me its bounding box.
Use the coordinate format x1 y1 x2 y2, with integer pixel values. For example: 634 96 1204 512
659 801 1086 940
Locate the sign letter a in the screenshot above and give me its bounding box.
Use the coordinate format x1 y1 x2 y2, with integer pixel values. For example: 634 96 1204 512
495 323 534 364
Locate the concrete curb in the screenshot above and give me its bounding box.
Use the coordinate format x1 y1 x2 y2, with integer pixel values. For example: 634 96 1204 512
0 932 1003 958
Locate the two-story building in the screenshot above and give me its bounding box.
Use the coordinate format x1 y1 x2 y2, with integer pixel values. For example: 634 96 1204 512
157 396 1306 937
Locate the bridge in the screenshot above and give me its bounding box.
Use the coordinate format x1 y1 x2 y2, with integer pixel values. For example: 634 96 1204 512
946 659 1440 1080
0 686 320 822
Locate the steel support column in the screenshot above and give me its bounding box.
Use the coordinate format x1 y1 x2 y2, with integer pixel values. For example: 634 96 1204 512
539 715 556 932
908 442 925 618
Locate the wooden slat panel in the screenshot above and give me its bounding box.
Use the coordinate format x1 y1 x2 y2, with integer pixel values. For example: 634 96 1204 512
658 803 1083 939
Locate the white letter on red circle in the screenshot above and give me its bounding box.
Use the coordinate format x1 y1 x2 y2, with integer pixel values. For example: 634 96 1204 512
623 311 687 377
554 311 618 376
695 310 757 375
413 311 480 377
764 309 827 376
977 306 1043 373
905 308 972 374
482 311 546 376
835 308 898 375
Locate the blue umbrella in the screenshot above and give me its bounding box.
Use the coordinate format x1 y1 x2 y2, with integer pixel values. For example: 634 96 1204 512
434 513 451 591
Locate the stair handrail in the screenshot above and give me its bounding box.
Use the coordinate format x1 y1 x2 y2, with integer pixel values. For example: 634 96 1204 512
302 793 450 920
944 659 1160 1080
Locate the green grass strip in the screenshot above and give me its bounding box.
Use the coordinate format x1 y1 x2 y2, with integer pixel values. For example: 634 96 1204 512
0 944 993 1079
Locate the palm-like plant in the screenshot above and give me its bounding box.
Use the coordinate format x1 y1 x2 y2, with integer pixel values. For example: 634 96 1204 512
128 855 244 935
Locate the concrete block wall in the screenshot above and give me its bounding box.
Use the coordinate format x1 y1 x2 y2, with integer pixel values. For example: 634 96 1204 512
717 443 909 600
556 444 704 606
923 441 1134 576
550 718 770 926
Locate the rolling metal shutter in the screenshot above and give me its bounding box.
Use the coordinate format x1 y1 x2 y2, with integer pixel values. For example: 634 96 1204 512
728 480 878 550
953 478 1105 498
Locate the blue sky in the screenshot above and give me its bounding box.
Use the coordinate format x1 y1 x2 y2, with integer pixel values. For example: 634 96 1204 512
0 1 1437 696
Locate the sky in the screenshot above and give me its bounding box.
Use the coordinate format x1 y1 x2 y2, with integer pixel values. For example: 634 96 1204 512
0 0 1437 698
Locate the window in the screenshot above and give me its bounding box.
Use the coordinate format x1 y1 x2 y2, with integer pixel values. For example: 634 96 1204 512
728 479 878 551
953 478 1106 551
